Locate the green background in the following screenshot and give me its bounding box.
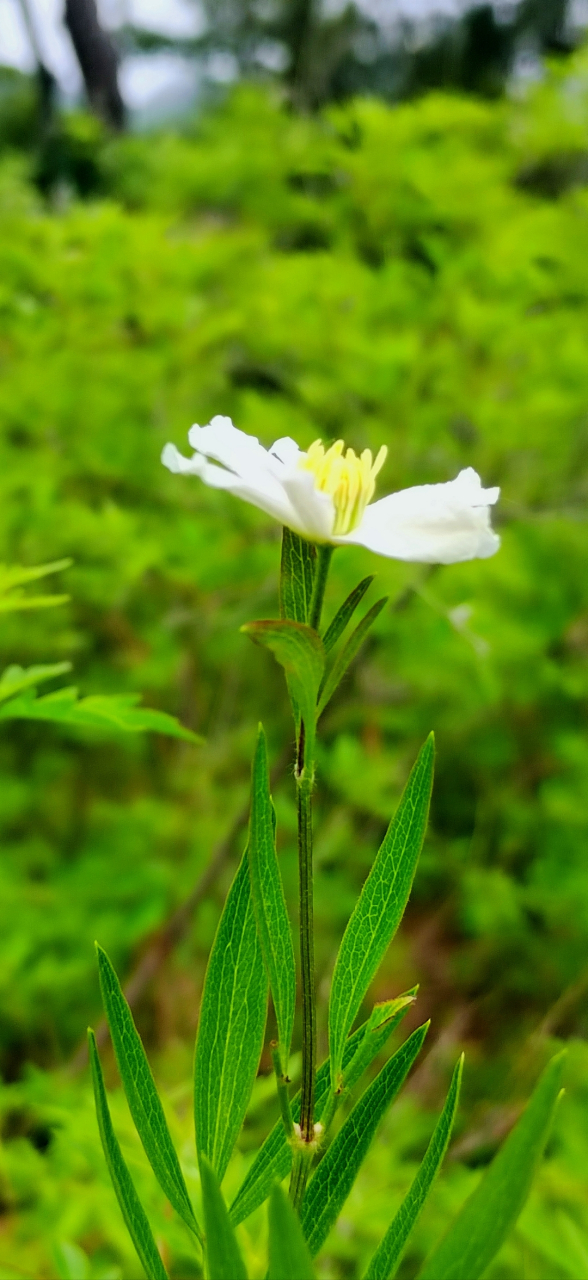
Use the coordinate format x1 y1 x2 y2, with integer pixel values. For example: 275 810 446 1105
1 45 588 1277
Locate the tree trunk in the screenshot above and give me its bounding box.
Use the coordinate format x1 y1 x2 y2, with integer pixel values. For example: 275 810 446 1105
64 0 125 130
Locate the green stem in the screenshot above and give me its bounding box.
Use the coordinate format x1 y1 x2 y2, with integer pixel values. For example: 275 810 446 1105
297 772 315 1146
309 544 333 632
271 1045 294 1140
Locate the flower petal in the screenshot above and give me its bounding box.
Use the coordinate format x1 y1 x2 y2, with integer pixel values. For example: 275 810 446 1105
279 467 335 542
163 419 298 527
343 468 500 563
161 442 206 475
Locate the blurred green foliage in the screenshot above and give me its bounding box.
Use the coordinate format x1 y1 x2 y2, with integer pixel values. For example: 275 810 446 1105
1 43 588 1276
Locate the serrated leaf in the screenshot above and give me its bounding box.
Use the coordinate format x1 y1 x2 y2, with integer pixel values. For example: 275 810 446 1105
200 1155 248 1280
280 529 316 624
322 576 375 654
0 558 71 613
0 593 70 613
88 1030 169 1280
229 994 415 1227
194 851 268 1183
302 1023 429 1257
329 735 434 1086
96 946 202 1242
0 686 202 742
0 663 72 704
317 596 388 717
249 725 295 1071
241 620 324 760
268 1183 316 1280
418 1051 566 1280
364 1054 463 1280
0 559 72 593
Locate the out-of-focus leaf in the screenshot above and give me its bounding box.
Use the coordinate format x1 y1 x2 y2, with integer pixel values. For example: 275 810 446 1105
268 1183 315 1280
200 1155 248 1280
96 945 202 1242
329 735 434 1085
280 528 316 624
317 596 388 716
418 1052 566 1280
0 686 202 741
88 1030 169 1280
0 558 71 612
194 851 267 1183
302 1023 429 1257
248 724 295 1071
364 1054 463 1280
229 993 416 1226
52 1241 90 1280
321 576 375 654
0 663 72 704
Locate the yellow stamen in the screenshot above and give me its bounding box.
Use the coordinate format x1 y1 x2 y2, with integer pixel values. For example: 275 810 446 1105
301 439 387 536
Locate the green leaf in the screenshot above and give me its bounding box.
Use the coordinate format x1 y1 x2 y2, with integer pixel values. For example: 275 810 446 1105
268 1183 316 1280
342 994 417 1095
0 558 71 613
241 619 325 759
0 663 72 704
364 1054 463 1280
280 528 316 624
329 734 434 1086
194 851 268 1183
229 994 415 1227
249 725 296 1071
52 1241 90 1280
302 1023 429 1257
418 1051 566 1280
0 687 202 742
321 576 375 654
88 1030 169 1280
200 1155 248 1280
96 945 202 1242
317 596 388 717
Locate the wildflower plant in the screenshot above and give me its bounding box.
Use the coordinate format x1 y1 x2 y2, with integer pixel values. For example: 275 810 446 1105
90 420 564 1279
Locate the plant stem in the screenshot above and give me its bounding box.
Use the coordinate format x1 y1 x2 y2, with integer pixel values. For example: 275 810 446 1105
297 772 315 1146
309 544 333 632
271 1045 294 1139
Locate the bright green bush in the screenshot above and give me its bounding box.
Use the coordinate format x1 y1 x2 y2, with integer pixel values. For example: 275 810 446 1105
1 47 588 1275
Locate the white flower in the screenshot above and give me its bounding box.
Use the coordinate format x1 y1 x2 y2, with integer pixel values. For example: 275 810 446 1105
162 416 500 563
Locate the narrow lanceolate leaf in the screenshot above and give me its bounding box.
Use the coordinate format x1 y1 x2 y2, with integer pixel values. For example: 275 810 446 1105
280 528 316 624
302 1023 429 1257
88 1030 169 1280
342 995 417 1095
329 735 434 1086
268 1183 316 1280
249 725 295 1071
322 576 375 654
229 995 416 1227
365 1055 463 1280
242 620 324 740
317 596 388 716
200 1155 248 1280
418 1051 566 1280
194 851 267 1183
96 946 201 1242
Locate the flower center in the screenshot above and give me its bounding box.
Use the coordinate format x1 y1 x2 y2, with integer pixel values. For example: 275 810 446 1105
301 439 388 536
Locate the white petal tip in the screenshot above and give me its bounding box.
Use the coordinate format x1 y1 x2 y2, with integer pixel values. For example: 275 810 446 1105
161 442 203 475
